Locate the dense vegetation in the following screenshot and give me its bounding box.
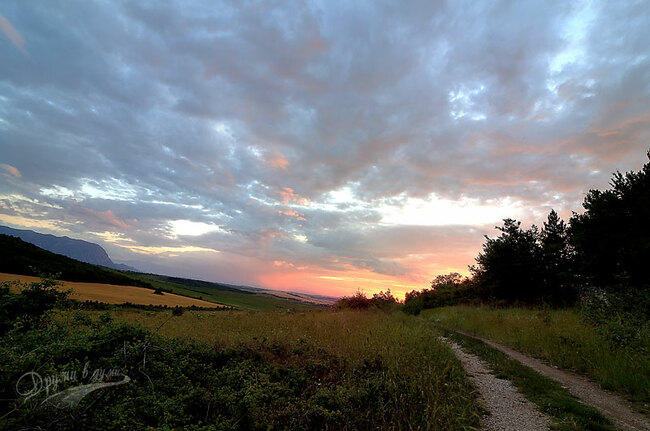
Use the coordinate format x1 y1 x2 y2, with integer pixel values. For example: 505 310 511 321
333 289 399 312
1 277 480 430
405 151 650 315
0 234 153 289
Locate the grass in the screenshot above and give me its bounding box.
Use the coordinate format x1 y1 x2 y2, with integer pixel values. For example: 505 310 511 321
1 273 223 308
439 328 614 431
68 308 482 429
131 273 324 311
423 306 650 407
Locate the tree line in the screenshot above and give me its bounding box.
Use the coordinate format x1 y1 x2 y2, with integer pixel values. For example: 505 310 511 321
404 150 650 315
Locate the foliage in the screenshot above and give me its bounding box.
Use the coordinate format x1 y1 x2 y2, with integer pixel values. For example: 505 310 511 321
568 151 650 291
403 273 477 315
1 308 480 430
0 276 70 334
580 285 650 353
413 150 649 311
104 309 482 429
333 289 399 311
471 219 544 303
539 210 577 305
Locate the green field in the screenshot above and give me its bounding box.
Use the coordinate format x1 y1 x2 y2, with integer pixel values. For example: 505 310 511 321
0 234 328 312
129 273 324 311
423 305 650 406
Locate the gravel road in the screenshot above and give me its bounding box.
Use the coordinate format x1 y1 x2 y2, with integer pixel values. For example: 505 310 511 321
441 337 551 431
451 329 650 431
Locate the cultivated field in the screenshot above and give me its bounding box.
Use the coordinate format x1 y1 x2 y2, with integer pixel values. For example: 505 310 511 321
130 273 327 311
0 272 224 308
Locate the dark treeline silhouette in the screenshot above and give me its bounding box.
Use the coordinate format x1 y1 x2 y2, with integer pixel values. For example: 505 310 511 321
405 150 650 315
334 289 399 312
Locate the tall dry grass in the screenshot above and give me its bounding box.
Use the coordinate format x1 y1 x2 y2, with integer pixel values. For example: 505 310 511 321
100 309 481 429
423 305 650 405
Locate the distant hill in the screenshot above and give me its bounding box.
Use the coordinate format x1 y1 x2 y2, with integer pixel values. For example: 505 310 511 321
132 273 335 309
0 226 138 271
0 234 152 288
0 227 335 310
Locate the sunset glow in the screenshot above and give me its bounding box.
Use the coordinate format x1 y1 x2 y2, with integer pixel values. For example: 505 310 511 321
1 1 649 299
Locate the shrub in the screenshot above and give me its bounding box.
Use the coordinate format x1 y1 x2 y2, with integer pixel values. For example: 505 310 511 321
403 273 479 315
0 275 70 333
333 290 399 311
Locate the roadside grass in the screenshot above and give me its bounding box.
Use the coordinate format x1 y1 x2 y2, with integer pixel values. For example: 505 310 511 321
439 328 614 431
423 306 650 406
65 308 482 429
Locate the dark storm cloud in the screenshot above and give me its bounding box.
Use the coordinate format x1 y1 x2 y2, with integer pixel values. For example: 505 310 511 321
1 0 649 291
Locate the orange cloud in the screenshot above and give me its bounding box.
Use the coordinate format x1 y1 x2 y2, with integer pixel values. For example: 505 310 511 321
268 151 289 170
259 227 286 240
277 187 309 205
0 13 27 55
278 207 306 221
0 164 21 178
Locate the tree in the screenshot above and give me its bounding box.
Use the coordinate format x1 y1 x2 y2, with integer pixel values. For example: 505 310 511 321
0 276 70 333
431 272 463 290
403 273 476 314
539 210 575 305
569 151 650 290
471 219 542 303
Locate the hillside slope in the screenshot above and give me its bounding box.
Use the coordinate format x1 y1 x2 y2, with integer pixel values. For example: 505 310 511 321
0 226 136 271
0 234 152 288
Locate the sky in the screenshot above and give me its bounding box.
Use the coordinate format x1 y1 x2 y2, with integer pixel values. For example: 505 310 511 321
1 1 649 299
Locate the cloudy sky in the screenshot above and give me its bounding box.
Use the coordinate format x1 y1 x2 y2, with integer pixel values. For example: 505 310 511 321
1 1 649 298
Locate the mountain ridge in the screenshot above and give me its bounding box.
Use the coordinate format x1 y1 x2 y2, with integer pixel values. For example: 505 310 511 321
0 226 138 271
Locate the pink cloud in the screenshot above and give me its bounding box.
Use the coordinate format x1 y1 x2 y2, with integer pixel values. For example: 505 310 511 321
267 151 289 170
278 207 307 221
0 163 21 178
277 187 309 205
77 207 135 230
0 13 27 55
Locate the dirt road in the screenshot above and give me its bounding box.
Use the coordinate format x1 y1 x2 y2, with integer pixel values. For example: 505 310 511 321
451 329 650 431
441 337 551 431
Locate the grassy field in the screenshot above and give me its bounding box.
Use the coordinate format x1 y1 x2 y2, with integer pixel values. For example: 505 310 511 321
131 273 325 311
1 273 223 308
423 306 650 406
65 308 482 428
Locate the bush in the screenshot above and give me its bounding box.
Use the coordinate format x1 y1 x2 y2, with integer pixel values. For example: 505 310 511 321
581 283 650 352
0 314 422 430
403 273 479 315
333 290 398 312
0 275 70 333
